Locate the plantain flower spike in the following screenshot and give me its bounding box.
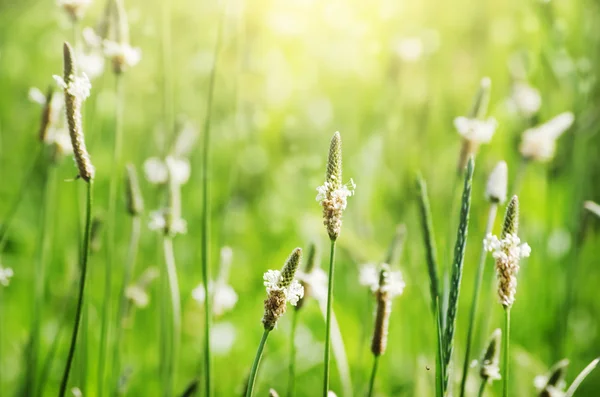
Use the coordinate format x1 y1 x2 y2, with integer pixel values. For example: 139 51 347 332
316 132 356 241
371 263 403 356
124 163 144 216
262 248 304 330
55 42 94 182
479 328 502 383
484 196 531 308
535 359 569 397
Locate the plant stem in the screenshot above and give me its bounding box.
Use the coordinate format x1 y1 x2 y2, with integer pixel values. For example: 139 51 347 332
477 379 486 397
24 164 55 396
287 309 299 397
367 355 380 397
246 330 270 397
323 239 336 396
0 147 41 252
502 308 510 397
458 203 498 397
200 11 224 397
98 73 124 397
164 236 181 396
435 299 444 397
111 215 142 395
59 180 93 397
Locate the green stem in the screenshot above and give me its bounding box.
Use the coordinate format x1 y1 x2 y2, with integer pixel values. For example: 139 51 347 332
246 330 270 397
323 240 336 396
98 73 124 397
164 236 181 396
502 308 510 397
367 356 379 397
24 164 55 396
111 215 142 395
458 203 498 397
0 147 42 252
477 379 486 397
200 10 224 397
287 310 299 397
58 180 93 397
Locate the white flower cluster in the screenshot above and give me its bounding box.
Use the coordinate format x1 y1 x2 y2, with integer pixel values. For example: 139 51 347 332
359 263 405 297
192 281 238 316
57 0 92 21
297 268 328 301
263 270 304 306
316 178 356 239
148 210 187 235
454 116 498 144
103 40 142 72
485 161 508 204
28 87 73 156
507 82 541 118
144 156 190 185
0 265 13 287
519 112 574 162
484 233 531 307
53 73 92 101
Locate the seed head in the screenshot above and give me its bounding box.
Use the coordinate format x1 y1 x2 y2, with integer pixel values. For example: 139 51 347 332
371 264 393 356
485 161 508 204
480 329 501 383
502 196 519 238
326 132 342 189
38 86 55 142
536 359 569 397
125 164 144 216
61 42 95 182
262 248 304 330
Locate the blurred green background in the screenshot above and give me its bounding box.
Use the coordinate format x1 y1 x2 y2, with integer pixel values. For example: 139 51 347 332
1 0 600 395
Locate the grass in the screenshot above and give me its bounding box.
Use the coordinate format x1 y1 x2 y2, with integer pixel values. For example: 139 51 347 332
1 0 600 396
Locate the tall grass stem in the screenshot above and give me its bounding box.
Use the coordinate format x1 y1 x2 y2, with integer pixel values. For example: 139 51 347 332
246 330 270 397
458 203 498 397
98 74 124 396
323 240 337 396
367 356 380 397
164 236 181 395
502 308 510 397
58 180 93 397
287 310 299 397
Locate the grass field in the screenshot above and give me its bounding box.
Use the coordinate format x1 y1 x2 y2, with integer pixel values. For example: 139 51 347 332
1 0 600 396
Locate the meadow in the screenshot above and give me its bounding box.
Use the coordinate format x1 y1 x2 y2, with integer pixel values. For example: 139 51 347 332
1 0 600 396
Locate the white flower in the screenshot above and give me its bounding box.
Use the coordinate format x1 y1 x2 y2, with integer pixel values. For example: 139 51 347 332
210 322 236 355
77 50 105 80
143 156 190 185
192 281 238 316
297 268 328 301
359 263 405 297
125 285 149 308
57 0 92 20
485 161 508 204
71 387 83 397
263 270 304 306
484 233 531 307
508 82 541 117
83 27 103 49
454 116 498 144
0 266 13 286
46 127 74 155
148 210 187 235
519 112 574 162
28 87 47 105
103 40 142 70
315 179 356 210
53 73 92 101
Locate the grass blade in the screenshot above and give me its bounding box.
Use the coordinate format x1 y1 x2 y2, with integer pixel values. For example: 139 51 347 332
565 358 600 397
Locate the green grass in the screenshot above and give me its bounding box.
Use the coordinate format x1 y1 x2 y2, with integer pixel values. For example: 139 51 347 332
1 0 600 395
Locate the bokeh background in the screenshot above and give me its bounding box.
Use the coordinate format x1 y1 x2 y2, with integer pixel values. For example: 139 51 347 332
1 0 600 395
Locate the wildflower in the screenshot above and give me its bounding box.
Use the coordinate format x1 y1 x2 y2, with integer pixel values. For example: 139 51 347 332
77 50 105 81
57 0 92 21
534 359 569 397
316 132 355 241
371 264 402 356
143 156 190 185
192 282 238 316
262 248 304 330
454 117 498 145
83 27 103 49
124 164 144 216
455 77 496 171
148 209 187 236
508 82 541 118
126 267 159 309
484 196 530 308
359 263 405 296
295 243 324 309
210 322 236 355
519 112 574 162
479 329 502 383
56 42 94 181
0 265 14 286
485 161 508 204
103 40 141 74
